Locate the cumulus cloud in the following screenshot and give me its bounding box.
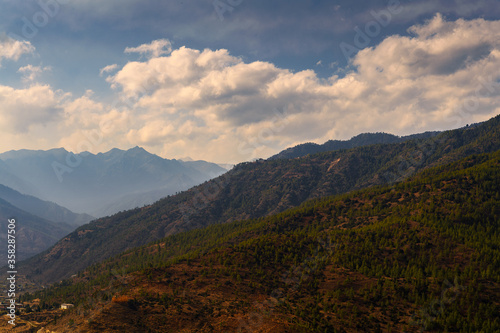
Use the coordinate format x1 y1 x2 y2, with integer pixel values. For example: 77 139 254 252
2 16 500 163
0 85 63 132
104 16 500 162
125 39 172 59
18 65 51 83
0 34 34 65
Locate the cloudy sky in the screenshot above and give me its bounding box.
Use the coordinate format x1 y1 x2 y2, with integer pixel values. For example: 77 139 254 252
0 0 499 163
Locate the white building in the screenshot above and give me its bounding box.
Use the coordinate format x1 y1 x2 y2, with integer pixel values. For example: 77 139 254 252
61 303 74 310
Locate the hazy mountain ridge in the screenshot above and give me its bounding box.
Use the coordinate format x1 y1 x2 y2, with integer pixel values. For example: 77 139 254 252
0 176 93 262
0 147 227 217
0 198 74 262
19 115 500 284
20 150 500 332
0 184 93 227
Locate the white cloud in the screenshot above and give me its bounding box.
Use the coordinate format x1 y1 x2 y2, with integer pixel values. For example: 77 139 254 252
103 16 500 162
125 39 172 59
2 16 500 164
18 65 51 83
0 34 34 65
0 85 63 132
99 64 118 76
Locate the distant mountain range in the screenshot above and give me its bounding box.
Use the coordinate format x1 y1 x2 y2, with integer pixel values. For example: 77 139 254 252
0 147 226 261
20 114 500 284
0 146 228 217
0 184 93 227
269 131 441 160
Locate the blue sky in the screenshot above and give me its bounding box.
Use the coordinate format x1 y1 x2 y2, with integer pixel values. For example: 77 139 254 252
0 0 499 163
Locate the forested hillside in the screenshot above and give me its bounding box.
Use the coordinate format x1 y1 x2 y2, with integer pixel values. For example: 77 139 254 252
19 115 500 285
18 150 500 332
269 131 440 160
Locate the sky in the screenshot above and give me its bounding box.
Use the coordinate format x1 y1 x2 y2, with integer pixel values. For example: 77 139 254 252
0 0 499 164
